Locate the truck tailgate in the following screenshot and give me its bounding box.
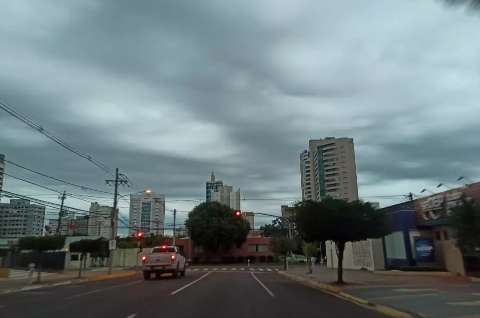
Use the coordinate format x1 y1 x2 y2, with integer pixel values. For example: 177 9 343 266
145 254 172 266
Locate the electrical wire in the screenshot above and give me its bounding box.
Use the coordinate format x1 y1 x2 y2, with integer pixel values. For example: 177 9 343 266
0 100 112 174
4 159 113 195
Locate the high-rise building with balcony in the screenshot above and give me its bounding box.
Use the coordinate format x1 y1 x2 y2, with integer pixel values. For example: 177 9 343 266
206 172 240 210
300 137 358 202
129 190 165 236
0 154 5 201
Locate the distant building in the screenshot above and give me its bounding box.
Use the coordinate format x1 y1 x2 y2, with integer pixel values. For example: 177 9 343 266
281 205 295 220
242 212 255 230
206 171 224 202
0 154 5 201
300 150 313 201
129 189 165 236
72 215 89 236
88 202 112 238
300 137 359 202
206 172 240 210
0 199 45 238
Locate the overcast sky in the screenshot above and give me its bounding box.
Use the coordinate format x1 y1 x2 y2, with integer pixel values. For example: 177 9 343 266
1 0 479 232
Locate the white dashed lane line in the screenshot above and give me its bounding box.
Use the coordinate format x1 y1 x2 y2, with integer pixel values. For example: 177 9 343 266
250 272 274 297
170 272 212 296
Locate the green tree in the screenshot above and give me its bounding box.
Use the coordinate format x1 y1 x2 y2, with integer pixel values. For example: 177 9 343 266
303 242 318 274
185 202 250 253
295 198 387 284
449 198 480 256
18 236 66 282
271 236 295 270
260 218 289 237
70 238 109 278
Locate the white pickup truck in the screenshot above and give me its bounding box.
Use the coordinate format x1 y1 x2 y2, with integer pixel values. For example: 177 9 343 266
141 245 187 280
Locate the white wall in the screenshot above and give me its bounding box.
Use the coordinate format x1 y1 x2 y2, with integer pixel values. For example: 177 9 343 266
326 239 384 271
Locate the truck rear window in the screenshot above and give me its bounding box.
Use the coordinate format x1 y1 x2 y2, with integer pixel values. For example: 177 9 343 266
152 247 176 253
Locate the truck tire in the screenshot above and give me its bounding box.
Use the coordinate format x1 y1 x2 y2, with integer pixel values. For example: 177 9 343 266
181 266 186 277
174 264 180 278
143 271 151 280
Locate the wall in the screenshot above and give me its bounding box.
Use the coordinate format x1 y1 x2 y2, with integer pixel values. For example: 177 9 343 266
326 239 384 271
437 240 465 276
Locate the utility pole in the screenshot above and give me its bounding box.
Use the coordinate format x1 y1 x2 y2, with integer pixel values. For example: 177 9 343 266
106 168 128 274
408 192 414 201
56 191 67 235
172 208 177 246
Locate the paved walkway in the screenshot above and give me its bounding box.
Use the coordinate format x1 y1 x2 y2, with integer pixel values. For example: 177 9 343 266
285 265 480 318
0 267 136 294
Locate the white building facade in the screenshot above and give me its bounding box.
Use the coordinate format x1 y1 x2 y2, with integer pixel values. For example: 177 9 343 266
206 172 240 210
0 199 45 238
129 190 165 236
88 202 112 239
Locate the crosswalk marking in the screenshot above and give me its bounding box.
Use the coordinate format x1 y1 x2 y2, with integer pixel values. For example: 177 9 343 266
203 268 209 271
213 268 218 271
232 268 237 271
240 268 245 271
259 268 264 272
193 268 199 271
221 268 227 271
267 269 272 272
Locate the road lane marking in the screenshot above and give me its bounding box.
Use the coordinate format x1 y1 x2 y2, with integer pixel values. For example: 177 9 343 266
240 268 244 271
203 268 208 271
232 268 237 271
192 268 198 271
249 268 254 271
170 272 211 296
393 288 437 293
259 268 264 272
448 300 480 306
66 280 142 300
370 293 438 301
125 314 137 318
213 268 218 271
267 268 272 272
52 281 72 287
250 272 274 297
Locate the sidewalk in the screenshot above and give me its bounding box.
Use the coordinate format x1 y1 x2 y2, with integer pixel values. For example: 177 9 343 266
0 267 138 295
282 265 480 318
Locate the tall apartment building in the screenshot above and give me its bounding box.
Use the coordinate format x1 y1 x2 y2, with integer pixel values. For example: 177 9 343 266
206 171 224 202
300 137 358 202
0 154 5 200
88 202 112 238
206 172 240 210
242 212 255 230
129 190 165 236
0 199 45 238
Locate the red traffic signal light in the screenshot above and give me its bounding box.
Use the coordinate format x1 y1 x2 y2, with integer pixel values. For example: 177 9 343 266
234 210 242 217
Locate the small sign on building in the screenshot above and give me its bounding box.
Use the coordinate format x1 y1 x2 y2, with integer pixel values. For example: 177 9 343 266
109 239 116 251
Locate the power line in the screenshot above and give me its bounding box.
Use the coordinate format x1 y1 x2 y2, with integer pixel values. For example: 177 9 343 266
3 172 97 205
4 159 113 195
0 100 112 174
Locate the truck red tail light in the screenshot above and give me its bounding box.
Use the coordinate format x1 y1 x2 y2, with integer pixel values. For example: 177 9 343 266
171 254 176 263
141 256 147 263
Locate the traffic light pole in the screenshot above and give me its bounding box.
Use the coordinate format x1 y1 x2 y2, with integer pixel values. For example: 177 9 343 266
172 208 177 246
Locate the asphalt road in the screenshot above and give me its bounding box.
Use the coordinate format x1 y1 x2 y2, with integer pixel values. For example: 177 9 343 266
0 270 387 318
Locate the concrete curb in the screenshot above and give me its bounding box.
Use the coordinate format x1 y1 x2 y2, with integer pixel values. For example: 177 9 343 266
278 271 421 318
0 271 138 296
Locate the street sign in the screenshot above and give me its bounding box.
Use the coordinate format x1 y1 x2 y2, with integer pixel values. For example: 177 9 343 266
109 239 117 250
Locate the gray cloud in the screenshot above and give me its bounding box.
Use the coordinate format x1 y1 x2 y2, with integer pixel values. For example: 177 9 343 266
1 0 480 231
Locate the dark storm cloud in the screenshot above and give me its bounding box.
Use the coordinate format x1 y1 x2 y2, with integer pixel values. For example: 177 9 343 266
1 0 480 219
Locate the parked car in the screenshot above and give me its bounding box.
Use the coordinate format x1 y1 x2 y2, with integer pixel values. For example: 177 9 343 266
141 245 187 280
286 254 307 264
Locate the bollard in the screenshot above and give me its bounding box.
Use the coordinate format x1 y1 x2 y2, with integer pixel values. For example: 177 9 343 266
247 258 250 267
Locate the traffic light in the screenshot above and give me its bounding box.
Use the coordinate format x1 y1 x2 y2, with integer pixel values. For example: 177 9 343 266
135 231 144 239
234 210 242 217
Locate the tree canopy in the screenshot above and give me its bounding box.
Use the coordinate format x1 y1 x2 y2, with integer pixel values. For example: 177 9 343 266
295 198 387 283
449 198 480 255
185 202 250 252
295 198 387 243
260 218 289 238
70 238 109 258
19 236 65 252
